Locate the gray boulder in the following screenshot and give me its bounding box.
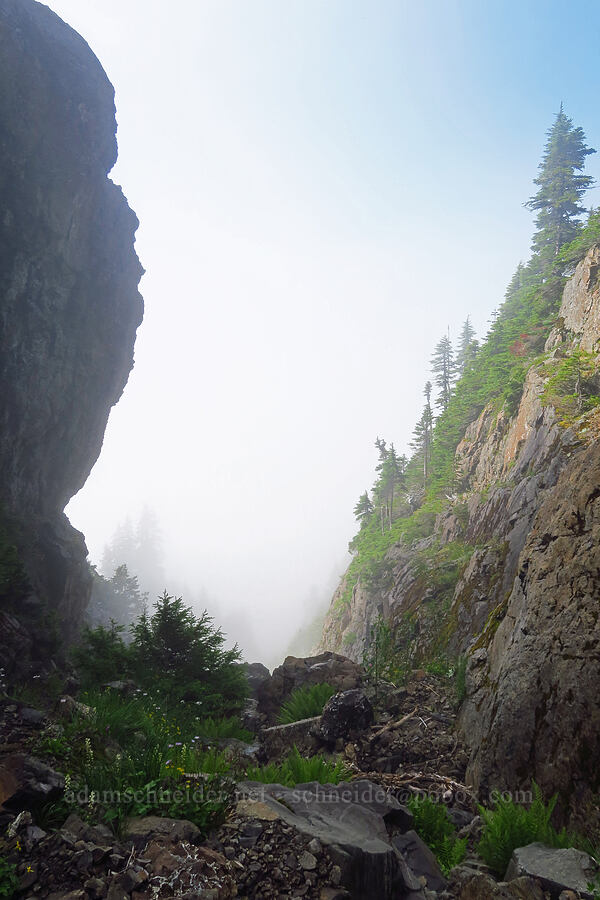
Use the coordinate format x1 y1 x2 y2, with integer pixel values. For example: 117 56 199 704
393 829 448 891
505 843 599 898
237 778 412 899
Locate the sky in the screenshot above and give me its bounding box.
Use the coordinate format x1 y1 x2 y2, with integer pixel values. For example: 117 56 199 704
42 0 600 666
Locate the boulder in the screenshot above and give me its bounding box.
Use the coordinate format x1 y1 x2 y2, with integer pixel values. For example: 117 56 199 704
124 816 202 850
237 779 413 899
393 829 448 892
240 662 271 697
451 869 545 898
257 653 364 722
56 695 94 720
1 754 64 810
505 843 598 898
318 690 374 744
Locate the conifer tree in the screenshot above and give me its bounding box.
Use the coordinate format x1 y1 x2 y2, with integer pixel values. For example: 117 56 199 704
525 105 595 266
431 332 455 410
455 317 478 376
410 382 434 486
353 491 374 528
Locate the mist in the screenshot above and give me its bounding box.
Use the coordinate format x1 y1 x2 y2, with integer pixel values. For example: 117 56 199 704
39 0 600 667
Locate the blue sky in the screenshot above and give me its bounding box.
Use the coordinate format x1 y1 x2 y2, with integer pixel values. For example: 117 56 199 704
43 0 600 662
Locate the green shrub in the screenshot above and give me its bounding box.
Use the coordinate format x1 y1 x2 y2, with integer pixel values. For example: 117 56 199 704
72 592 247 715
246 746 351 786
477 782 570 876
0 857 18 898
72 621 131 689
408 795 467 875
130 592 247 712
277 683 336 724
425 656 451 678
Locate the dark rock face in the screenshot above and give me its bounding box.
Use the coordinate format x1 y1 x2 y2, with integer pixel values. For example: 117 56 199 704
461 441 600 822
0 0 143 654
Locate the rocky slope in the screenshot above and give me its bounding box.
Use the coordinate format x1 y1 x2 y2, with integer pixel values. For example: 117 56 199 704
0 0 143 670
2 656 598 899
320 245 600 826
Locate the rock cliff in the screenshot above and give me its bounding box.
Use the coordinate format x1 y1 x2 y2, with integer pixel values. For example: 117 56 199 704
0 0 143 670
320 245 600 824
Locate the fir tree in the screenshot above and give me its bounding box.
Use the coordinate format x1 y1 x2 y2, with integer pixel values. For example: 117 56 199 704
455 318 478 376
525 105 595 266
353 491 374 528
431 332 455 410
410 382 434 486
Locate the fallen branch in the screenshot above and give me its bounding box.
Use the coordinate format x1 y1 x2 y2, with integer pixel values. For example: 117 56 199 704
369 707 418 740
352 769 478 808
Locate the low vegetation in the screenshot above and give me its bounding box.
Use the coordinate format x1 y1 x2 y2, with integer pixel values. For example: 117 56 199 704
72 591 247 713
246 746 351 787
277 682 336 724
477 782 573 876
0 857 18 899
407 795 467 874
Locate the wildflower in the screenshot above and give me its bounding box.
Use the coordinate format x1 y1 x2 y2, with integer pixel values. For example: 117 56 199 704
26 866 33 873
175 741 182 747
168 744 174 749
15 840 21 851
165 760 172 767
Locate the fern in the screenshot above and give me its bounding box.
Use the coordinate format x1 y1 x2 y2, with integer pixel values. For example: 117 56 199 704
246 745 350 786
194 716 253 742
407 795 467 875
277 683 336 724
478 781 570 876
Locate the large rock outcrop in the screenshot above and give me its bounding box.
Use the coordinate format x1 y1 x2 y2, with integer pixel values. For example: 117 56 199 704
0 0 143 668
320 245 600 823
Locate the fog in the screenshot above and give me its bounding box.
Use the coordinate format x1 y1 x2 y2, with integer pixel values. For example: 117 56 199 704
42 0 600 666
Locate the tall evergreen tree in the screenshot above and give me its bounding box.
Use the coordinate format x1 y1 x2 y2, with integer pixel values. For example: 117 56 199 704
353 491 374 528
455 317 478 376
525 106 595 266
410 382 433 486
431 332 455 410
